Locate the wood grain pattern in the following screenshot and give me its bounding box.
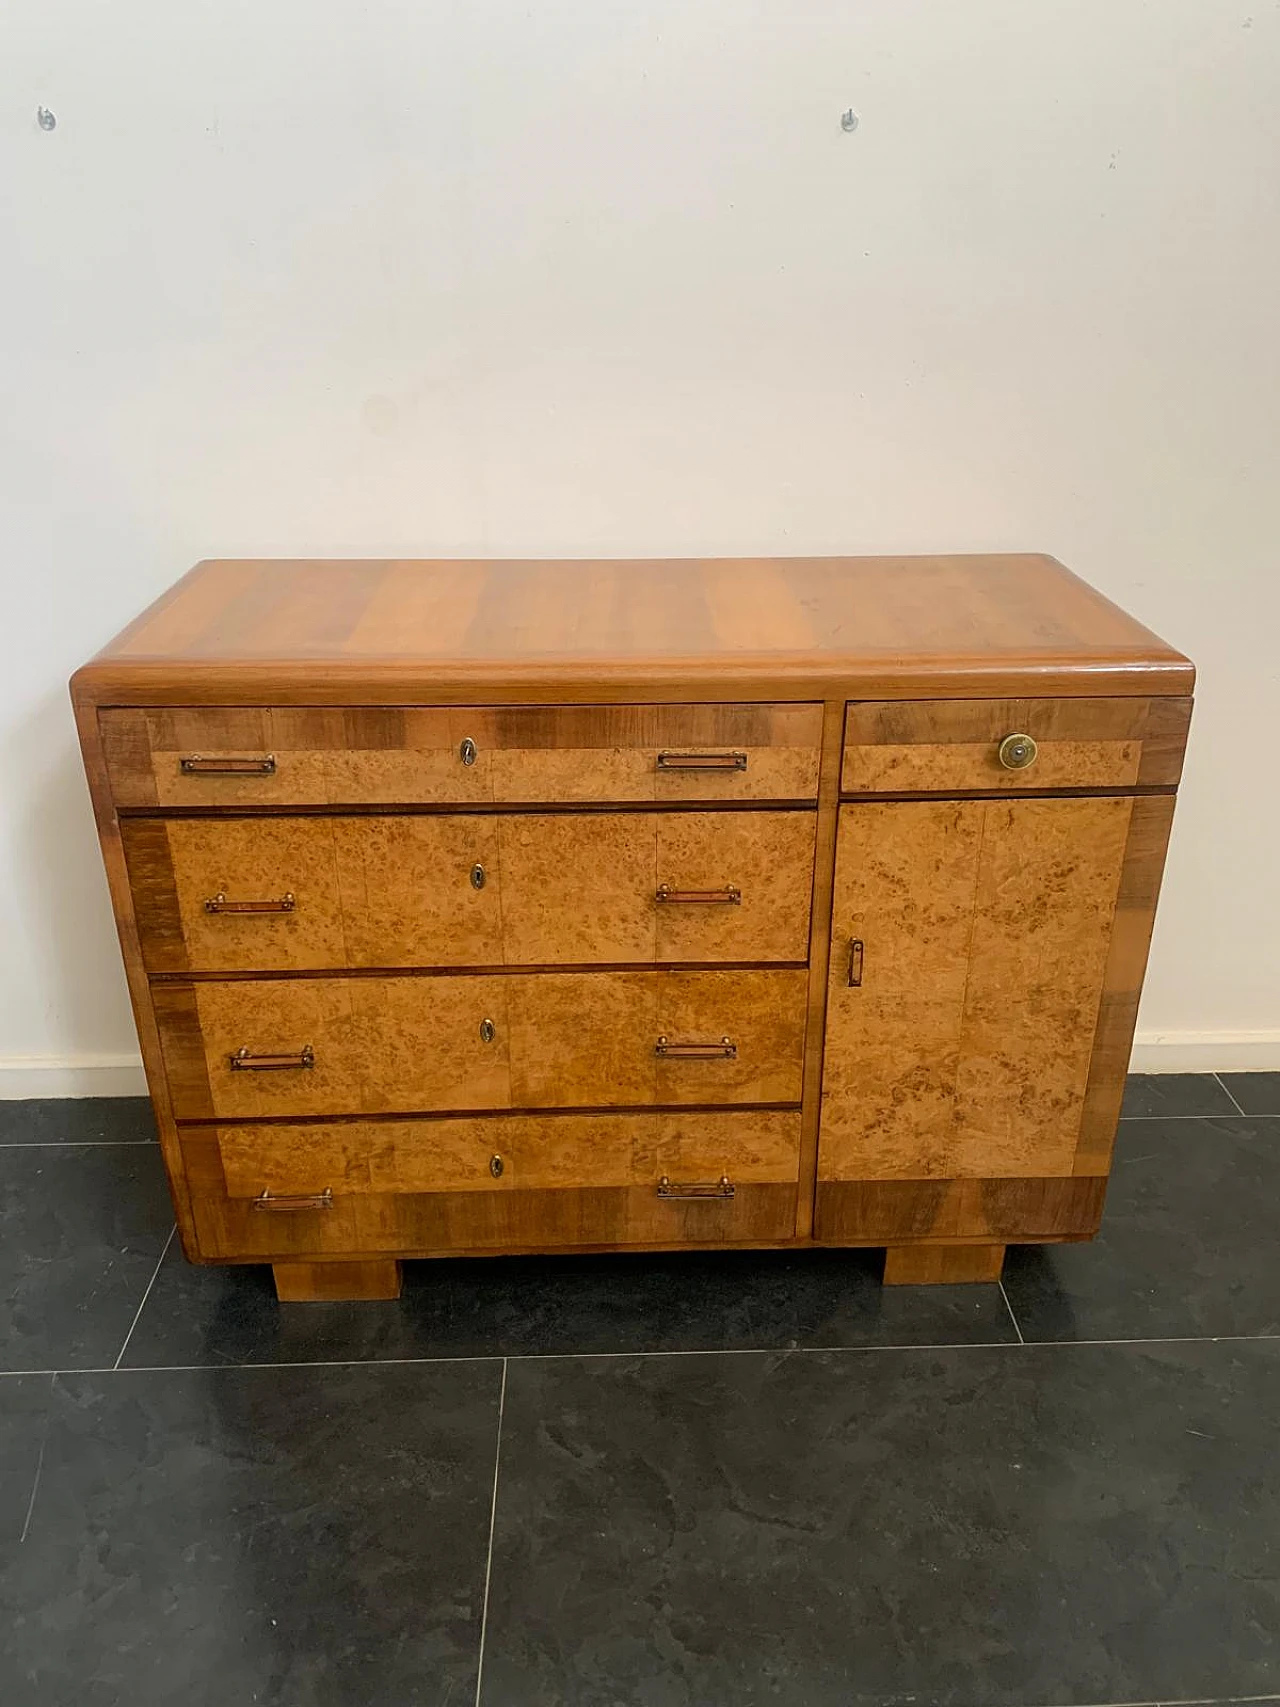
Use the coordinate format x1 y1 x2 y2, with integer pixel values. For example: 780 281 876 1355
100 702 822 807
508 969 807 1108
156 968 807 1119
794 698 846 1239
155 977 512 1119
72 556 1191 1281
332 815 503 967
123 816 352 973
1073 794 1179 1175
210 1110 801 1197
72 556 1194 708
819 797 1132 1181
124 810 815 972
814 1175 1107 1244
883 1243 1006 1284
496 812 654 963
273 1258 403 1301
70 702 201 1257
652 811 815 963
841 697 1191 794
182 1130 798 1257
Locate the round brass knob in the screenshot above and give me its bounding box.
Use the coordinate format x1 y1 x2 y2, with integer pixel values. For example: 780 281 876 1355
459 737 477 767
997 732 1038 771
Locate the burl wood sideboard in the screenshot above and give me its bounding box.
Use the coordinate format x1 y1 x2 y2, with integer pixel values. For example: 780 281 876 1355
72 556 1193 1301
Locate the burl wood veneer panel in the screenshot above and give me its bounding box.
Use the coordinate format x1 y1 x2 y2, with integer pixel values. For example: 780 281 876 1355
488 810 815 965
182 1129 798 1257
100 703 822 807
124 810 815 972
209 1109 802 1198
156 968 807 1119
841 697 1191 794
819 796 1132 1181
507 969 807 1108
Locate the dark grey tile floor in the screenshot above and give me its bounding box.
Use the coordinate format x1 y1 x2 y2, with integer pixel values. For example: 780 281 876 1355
1 1074 1277 1707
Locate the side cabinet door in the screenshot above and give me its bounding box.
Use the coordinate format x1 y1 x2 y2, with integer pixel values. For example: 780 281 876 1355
817 796 1134 1201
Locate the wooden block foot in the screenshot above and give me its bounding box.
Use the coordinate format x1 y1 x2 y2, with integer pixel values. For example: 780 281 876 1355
883 1243 1006 1285
272 1259 403 1302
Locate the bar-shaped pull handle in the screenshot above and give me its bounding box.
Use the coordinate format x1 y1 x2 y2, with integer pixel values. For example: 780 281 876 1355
655 751 748 772
655 883 741 906
229 1045 316 1071
848 939 864 987
204 891 296 915
180 754 277 775
253 1188 333 1212
657 1175 735 1199
654 1034 737 1060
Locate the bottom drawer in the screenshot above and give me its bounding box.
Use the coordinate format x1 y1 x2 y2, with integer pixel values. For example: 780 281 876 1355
182 1110 802 1257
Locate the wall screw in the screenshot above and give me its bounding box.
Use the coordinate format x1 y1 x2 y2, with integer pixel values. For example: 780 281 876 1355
36 106 57 131
841 108 859 133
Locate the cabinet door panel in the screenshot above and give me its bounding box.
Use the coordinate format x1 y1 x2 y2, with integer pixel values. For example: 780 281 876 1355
947 798 1133 1174
819 797 1131 1183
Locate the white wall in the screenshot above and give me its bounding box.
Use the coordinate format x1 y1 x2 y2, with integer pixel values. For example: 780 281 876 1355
3 0 1278 1092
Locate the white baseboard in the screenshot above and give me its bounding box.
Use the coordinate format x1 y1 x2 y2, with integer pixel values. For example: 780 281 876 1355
0 1055 148 1099
1127 1031 1280 1073
0 1034 1276 1099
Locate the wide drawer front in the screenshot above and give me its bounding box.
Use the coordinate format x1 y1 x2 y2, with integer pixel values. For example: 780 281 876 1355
123 810 816 973
181 1112 801 1256
102 703 823 807
842 697 1190 794
155 969 808 1119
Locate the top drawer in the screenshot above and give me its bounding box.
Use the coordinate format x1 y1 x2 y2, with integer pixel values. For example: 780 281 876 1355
101 704 823 808
842 697 1191 795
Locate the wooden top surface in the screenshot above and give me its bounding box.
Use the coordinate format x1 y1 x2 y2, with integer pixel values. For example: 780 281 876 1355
73 555 1193 705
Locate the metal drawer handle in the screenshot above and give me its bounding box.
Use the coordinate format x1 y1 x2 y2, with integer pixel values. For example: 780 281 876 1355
253 1188 333 1212
655 883 741 906
180 754 277 775
997 732 1038 771
655 1034 737 1060
229 1045 316 1071
848 938 864 987
204 891 296 915
656 751 747 772
657 1175 734 1199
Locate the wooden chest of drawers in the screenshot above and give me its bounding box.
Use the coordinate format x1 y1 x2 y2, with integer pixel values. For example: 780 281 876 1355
72 556 1193 1300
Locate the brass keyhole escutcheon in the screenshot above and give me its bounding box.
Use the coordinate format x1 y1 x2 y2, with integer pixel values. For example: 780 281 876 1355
479 1017 496 1044
997 732 1038 771
459 737 477 766
489 1153 504 1179
470 862 486 890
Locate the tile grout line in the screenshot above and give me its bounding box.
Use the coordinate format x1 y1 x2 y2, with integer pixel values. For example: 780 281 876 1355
998 1279 1025 1343
0 1140 159 1148
1214 1071 1247 1117
1117 1111 1280 1121
8 1327 1280 1383
473 1357 508 1707
112 1225 176 1371
1043 1696 1280 1707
